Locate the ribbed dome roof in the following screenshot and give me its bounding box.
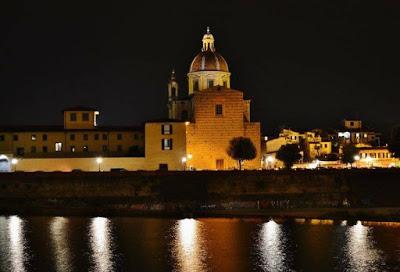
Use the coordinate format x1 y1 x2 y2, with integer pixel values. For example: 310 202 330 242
189 51 229 72
189 27 229 73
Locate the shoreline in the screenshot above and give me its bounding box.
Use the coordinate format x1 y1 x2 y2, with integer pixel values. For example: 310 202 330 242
0 207 399 223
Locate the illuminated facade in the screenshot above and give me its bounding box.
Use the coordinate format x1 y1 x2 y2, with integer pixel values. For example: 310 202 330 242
0 107 144 158
154 28 261 170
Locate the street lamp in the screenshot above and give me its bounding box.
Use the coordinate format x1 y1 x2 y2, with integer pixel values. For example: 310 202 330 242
96 157 103 172
266 155 275 169
181 157 187 170
353 155 360 168
11 158 18 172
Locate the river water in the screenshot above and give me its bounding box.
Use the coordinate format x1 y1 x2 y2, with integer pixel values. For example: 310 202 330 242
0 216 399 271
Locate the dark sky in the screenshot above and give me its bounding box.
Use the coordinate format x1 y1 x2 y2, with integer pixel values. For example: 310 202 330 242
2 1 400 135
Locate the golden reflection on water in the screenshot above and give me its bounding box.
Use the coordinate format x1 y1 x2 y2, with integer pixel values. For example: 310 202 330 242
258 220 289 272
89 217 114 272
8 216 27 272
50 217 71 272
172 218 207 272
344 221 383 272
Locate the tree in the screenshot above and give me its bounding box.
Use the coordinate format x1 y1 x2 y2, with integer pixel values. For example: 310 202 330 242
227 137 257 170
276 144 301 169
341 143 358 165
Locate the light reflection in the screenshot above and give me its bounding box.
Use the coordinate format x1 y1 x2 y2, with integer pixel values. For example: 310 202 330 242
8 216 27 272
258 220 289 272
50 217 72 272
344 221 384 271
172 218 207 272
89 217 114 272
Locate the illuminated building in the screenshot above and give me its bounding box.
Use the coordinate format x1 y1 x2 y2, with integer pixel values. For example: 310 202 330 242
148 28 261 170
0 107 144 171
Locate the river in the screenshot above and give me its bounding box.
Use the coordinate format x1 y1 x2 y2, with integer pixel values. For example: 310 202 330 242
0 216 399 271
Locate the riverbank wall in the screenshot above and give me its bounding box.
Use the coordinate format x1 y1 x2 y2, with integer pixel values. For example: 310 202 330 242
0 169 399 220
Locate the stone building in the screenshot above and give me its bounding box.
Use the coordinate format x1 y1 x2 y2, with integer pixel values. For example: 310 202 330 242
148 28 261 170
0 107 144 159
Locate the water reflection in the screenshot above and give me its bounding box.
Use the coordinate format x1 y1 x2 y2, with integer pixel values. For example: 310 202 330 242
172 218 207 272
344 221 384 271
50 217 72 272
89 217 114 272
257 220 290 272
8 216 27 272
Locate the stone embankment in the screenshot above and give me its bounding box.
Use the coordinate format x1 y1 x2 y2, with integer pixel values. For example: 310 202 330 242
0 169 399 221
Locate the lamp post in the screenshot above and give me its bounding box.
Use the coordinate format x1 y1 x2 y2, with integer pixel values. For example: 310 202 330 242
96 157 103 172
181 157 187 171
11 158 18 172
266 155 275 169
353 155 360 168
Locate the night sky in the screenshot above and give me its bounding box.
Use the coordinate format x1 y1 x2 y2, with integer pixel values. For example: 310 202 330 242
2 1 400 135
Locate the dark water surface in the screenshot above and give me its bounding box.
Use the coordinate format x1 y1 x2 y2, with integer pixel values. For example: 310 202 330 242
0 216 399 271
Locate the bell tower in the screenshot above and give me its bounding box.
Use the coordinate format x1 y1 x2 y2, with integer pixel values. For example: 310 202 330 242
168 69 178 101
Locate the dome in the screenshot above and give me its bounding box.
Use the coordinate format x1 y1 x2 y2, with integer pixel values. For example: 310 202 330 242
189 51 229 73
189 27 229 73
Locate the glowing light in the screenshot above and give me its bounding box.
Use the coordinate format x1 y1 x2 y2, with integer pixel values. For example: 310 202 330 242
50 217 72 272
185 121 190 126
11 158 18 165
343 220 383 271
96 157 103 164
8 216 27 272
266 156 275 163
89 217 114 272
181 157 187 163
172 219 206 272
258 220 288 271
187 154 193 160
354 155 360 161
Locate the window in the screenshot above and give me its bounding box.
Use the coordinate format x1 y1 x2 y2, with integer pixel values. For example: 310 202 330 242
207 79 214 88
42 134 47 141
162 124 172 135
161 139 173 150
117 134 122 140
102 145 108 152
13 135 18 141
42 146 48 153
159 164 168 170
55 142 62 152
193 80 199 91
82 113 89 121
215 104 223 116
83 145 88 152
94 134 99 140
171 87 177 97
350 121 354 126
31 146 36 153
83 134 89 141
70 113 77 121
31 134 37 141
117 145 123 152
102 134 108 140
70 146 75 152
70 134 75 141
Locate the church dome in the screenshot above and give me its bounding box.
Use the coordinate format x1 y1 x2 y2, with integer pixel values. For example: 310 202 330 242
189 27 229 73
189 51 229 72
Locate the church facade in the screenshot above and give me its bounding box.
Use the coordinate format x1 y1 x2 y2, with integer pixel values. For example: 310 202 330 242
146 28 261 170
